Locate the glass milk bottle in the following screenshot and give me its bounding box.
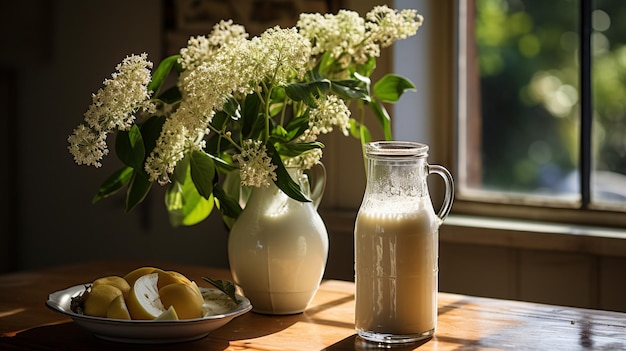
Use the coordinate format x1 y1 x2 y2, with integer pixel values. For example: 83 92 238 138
354 141 454 344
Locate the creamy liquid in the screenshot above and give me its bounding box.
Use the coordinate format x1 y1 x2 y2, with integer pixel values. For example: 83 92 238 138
354 206 438 335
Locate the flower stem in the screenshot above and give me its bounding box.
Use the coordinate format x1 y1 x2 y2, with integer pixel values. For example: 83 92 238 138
262 84 272 143
207 123 242 152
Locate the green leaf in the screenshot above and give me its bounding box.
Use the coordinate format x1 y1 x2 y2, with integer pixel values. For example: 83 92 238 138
210 111 229 131
222 95 241 120
268 87 287 116
283 114 310 141
373 74 416 103
220 171 241 208
125 170 152 213
165 182 184 220
140 115 166 155
359 123 372 144
330 78 370 101
274 141 324 157
355 56 377 77
165 168 214 227
213 182 242 228
241 93 263 138
359 125 370 173
115 124 145 170
270 85 287 100
348 119 370 141
349 119 360 139
353 72 372 89
315 52 354 78
285 80 331 107
266 143 311 202
190 150 215 199
272 125 289 138
181 193 214 226
201 277 238 304
316 51 337 76
147 54 180 95
368 99 393 141
156 86 182 104
92 166 134 203
206 152 237 173
172 154 190 185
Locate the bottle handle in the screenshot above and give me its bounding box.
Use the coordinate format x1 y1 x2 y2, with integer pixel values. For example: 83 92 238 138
427 164 455 222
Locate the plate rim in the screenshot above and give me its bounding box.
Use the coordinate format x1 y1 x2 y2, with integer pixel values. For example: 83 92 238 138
46 283 252 326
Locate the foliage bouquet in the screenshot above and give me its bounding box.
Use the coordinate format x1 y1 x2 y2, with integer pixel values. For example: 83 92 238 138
68 5 423 227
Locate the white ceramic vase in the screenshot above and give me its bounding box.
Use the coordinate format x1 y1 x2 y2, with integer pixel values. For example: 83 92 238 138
227 166 328 315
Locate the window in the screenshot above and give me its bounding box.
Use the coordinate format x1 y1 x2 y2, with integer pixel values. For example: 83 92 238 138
456 0 626 227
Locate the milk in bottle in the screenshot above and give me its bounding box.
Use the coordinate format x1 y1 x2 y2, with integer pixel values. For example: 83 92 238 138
354 141 454 344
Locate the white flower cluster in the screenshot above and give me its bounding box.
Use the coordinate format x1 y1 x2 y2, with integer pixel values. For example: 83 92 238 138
297 5 423 68
69 5 423 199
304 95 351 140
68 53 153 167
67 125 108 168
285 95 351 170
297 10 365 66
247 26 311 86
233 140 278 187
178 20 248 72
144 23 312 185
365 6 423 47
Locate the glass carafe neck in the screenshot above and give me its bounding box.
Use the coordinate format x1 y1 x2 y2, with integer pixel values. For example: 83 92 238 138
364 141 430 199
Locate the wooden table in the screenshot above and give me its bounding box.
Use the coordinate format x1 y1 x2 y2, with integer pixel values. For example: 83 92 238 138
1 260 626 350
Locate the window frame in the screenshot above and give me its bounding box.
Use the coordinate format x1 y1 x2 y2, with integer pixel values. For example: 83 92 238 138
452 0 626 229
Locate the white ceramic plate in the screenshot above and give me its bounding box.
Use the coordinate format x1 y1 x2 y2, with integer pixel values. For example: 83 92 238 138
46 284 252 344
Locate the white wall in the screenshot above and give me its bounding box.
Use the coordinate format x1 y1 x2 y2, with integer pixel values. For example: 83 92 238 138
393 0 433 146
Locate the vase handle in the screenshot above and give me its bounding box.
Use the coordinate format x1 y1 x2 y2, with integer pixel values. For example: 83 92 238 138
308 162 326 210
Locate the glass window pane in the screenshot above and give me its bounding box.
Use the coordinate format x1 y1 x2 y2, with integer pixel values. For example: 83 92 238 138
460 0 580 203
592 0 626 207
